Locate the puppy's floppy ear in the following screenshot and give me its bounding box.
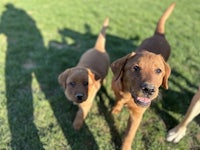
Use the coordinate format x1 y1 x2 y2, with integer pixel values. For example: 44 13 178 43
111 52 135 81
162 62 171 89
58 69 71 89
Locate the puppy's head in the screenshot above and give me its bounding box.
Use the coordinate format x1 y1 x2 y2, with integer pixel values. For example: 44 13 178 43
58 67 101 104
111 51 171 107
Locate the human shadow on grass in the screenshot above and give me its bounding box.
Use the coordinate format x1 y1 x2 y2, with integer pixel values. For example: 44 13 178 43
0 3 139 150
0 4 98 150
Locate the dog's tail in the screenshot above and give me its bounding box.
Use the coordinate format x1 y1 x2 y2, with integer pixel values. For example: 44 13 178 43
94 18 109 52
155 2 175 34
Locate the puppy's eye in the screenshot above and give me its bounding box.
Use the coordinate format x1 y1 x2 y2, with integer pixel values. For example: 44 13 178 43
69 82 76 87
155 68 162 74
83 81 88 87
132 65 141 72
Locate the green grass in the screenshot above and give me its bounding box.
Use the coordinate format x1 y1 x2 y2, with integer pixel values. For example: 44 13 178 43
0 0 200 149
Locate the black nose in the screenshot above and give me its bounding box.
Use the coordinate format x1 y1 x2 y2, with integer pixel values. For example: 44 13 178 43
141 82 155 96
75 93 84 102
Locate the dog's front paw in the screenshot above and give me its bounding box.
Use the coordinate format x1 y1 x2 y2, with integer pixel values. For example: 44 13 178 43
111 107 121 115
73 119 83 130
166 126 187 143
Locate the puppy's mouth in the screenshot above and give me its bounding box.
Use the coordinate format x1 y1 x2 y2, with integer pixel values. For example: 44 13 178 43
131 93 151 107
135 96 151 107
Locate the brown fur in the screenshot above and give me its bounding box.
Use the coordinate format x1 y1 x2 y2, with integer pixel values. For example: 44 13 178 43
167 85 200 143
58 18 110 130
111 3 175 150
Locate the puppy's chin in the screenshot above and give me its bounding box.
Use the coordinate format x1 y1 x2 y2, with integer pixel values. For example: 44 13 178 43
131 93 152 107
66 97 86 104
73 99 87 104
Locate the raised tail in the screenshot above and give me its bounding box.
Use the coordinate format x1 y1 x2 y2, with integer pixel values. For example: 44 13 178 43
155 2 176 34
94 17 109 52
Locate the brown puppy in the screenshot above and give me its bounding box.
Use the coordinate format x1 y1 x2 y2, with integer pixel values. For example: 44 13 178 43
111 3 175 150
58 18 110 130
167 85 200 143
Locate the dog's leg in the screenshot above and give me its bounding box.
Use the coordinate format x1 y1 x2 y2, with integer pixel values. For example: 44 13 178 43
73 107 84 130
73 101 94 130
73 87 99 130
112 93 131 114
112 98 126 114
167 88 200 143
121 108 145 150
122 114 142 150
73 100 94 130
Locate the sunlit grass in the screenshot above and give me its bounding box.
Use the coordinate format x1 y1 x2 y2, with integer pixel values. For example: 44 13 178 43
0 0 199 149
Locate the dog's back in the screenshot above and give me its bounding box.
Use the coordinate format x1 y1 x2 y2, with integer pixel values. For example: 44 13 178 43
136 3 175 61
77 18 110 79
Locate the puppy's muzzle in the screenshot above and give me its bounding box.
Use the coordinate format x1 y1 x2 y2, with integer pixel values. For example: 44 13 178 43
141 82 155 96
132 82 156 107
75 93 85 103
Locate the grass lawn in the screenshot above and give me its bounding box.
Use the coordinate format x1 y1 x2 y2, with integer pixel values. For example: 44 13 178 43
0 0 199 149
